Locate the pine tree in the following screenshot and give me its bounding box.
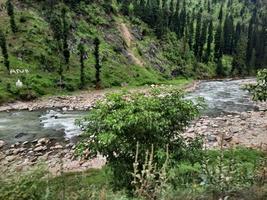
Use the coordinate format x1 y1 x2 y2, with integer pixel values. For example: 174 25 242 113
214 23 223 61
61 7 70 67
216 58 224 77
193 9 202 60
223 15 234 54
246 17 254 66
0 30 10 74
233 21 241 53
94 37 101 89
6 0 17 33
78 43 85 89
205 20 213 62
179 0 187 38
232 34 247 76
188 15 195 50
199 20 208 61
218 3 223 24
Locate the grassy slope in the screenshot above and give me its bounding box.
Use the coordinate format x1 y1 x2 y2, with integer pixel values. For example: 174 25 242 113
0 0 178 104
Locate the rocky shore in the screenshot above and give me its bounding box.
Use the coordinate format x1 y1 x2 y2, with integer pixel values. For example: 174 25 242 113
0 82 199 112
184 109 267 150
0 137 106 175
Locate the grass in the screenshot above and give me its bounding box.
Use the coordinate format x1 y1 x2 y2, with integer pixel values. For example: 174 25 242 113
1 0 192 105
0 148 266 200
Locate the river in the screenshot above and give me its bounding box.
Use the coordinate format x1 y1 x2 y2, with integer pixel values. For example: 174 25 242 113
0 79 257 144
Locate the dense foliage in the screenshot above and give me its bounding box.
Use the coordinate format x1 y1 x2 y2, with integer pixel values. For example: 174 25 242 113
247 69 267 101
120 0 267 75
78 88 204 188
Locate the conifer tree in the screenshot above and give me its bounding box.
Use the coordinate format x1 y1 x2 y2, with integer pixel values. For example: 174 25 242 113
78 43 85 89
0 30 10 74
205 20 213 62
223 15 234 54
216 58 224 77
62 7 70 67
188 15 195 50
179 0 187 38
94 37 101 89
199 20 208 60
233 21 241 53
246 17 254 66
214 23 223 61
232 34 247 76
6 0 17 33
193 9 202 60
218 3 223 24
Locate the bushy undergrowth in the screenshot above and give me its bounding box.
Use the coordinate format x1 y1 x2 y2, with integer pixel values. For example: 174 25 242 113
0 147 266 200
246 69 267 102
77 87 204 189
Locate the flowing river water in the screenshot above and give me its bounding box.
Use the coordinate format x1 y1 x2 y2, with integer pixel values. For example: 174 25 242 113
0 79 257 144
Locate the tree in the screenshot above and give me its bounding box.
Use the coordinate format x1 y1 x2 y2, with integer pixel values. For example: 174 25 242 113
0 30 10 74
216 58 224 77
78 43 85 89
223 15 234 54
6 0 17 33
94 37 101 89
193 9 202 60
246 14 256 67
62 7 70 67
214 23 223 61
199 20 208 61
205 20 213 62
231 34 247 76
218 3 223 24
188 15 195 50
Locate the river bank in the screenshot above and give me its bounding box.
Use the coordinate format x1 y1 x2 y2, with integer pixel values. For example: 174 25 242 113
0 81 199 112
1 78 266 174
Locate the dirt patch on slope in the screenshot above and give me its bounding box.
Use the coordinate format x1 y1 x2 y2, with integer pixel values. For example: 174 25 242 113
118 22 144 66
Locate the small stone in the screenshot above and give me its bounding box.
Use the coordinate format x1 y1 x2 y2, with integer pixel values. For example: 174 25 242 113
34 146 47 152
22 141 29 146
37 138 49 145
207 135 217 142
224 135 233 141
0 140 5 148
6 155 16 162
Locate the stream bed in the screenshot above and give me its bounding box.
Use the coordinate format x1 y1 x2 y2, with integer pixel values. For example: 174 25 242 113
0 79 257 144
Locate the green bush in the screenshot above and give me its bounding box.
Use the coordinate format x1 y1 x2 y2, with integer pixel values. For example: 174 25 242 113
78 87 203 189
247 69 267 101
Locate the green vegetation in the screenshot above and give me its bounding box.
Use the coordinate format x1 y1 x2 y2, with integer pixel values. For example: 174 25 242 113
0 148 266 200
0 0 265 105
247 69 267 101
77 88 203 189
0 30 10 73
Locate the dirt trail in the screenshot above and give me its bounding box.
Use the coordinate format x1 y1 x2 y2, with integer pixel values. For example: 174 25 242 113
118 23 144 66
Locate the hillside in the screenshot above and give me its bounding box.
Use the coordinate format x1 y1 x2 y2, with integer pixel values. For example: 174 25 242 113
0 0 266 104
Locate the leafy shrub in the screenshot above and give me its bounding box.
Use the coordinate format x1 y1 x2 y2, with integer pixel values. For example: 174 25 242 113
78 87 203 189
246 69 267 101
